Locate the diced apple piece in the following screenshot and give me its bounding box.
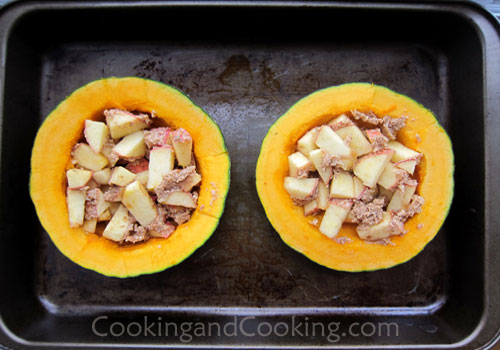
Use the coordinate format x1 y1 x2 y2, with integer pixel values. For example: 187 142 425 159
102 204 130 242
97 209 112 222
87 180 99 189
109 166 136 186
317 181 329 210
92 168 111 185
386 189 404 212
288 151 313 177
297 127 320 157
365 128 388 145
315 126 356 170
122 181 157 227
353 149 394 188
353 176 365 199
86 188 110 218
330 172 355 199
101 139 119 167
387 183 417 212
284 177 319 200
113 131 147 159
108 202 121 215
387 140 421 163
394 158 419 175
315 126 352 158
357 212 397 241
84 120 109 153
304 199 321 216
66 169 93 189
72 143 109 171
319 199 353 238
335 125 373 156
83 218 97 233
378 162 405 191
378 185 394 201
104 109 149 139
340 150 357 171
180 171 202 192
135 170 149 186
147 146 175 190
67 189 86 227
170 128 193 167
309 149 332 184
328 114 354 130
162 191 197 209
403 183 417 204
126 158 149 173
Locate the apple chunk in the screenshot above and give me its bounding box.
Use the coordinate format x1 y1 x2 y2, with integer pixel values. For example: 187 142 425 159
109 166 136 186
378 185 394 202
113 131 147 159
387 140 421 163
162 191 197 208
284 177 319 200
92 168 111 185
297 127 320 157
353 176 365 199
104 109 150 139
377 162 406 191
83 218 97 233
84 120 109 153
315 126 352 158
394 158 419 175
135 170 149 187
309 149 332 184
304 199 321 216
315 126 355 170
335 125 372 156
122 181 157 227
317 181 329 210
67 189 86 227
147 146 175 190
387 183 417 212
102 204 131 242
353 149 394 188
170 128 193 167
328 114 354 130
330 172 355 199
319 199 353 238
72 143 109 171
66 169 93 189
288 151 313 177
357 212 398 241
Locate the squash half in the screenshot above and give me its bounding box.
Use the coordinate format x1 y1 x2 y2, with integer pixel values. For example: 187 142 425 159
30 77 230 277
256 83 453 272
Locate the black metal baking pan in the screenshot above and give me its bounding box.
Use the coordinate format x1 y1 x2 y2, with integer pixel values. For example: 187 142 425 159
0 1 499 349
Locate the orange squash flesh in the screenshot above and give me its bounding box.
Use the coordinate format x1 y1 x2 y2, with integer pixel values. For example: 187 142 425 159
256 83 454 272
30 77 230 277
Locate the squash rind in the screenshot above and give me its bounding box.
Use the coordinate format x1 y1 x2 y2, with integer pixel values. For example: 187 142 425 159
255 83 454 272
30 77 230 277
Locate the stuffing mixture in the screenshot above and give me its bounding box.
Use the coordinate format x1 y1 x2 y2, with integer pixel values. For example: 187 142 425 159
66 108 201 244
284 110 424 243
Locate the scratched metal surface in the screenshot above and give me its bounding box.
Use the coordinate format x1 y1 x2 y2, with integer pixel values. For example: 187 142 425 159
36 43 447 310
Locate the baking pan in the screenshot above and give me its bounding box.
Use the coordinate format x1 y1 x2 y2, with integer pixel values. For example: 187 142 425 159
0 1 499 349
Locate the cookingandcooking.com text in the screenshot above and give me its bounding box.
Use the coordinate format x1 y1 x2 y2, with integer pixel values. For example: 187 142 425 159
92 316 399 343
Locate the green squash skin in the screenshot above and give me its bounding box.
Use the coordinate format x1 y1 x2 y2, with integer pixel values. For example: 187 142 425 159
256 82 454 272
30 77 230 278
